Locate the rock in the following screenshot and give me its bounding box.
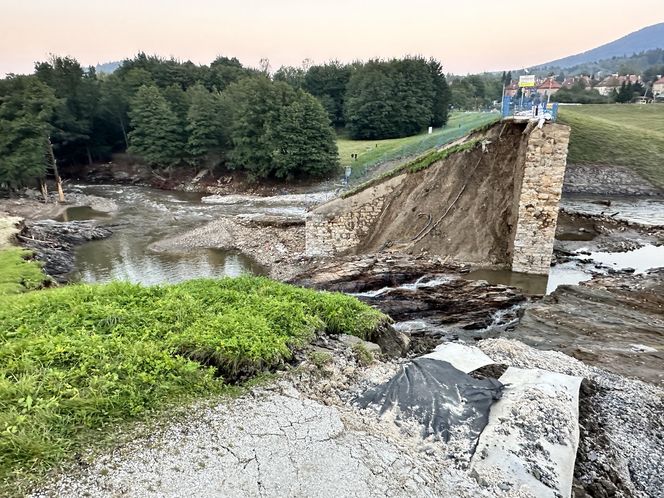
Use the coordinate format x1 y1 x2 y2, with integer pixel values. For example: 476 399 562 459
505 269 664 385
367 324 410 358
17 220 112 282
288 254 466 293
358 276 525 330
337 334 381 354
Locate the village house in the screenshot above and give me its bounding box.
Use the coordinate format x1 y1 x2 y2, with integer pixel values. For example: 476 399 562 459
505 82 519 97
653 76 664 97
536 78 562 98
594 74 641 96
562 75 593 89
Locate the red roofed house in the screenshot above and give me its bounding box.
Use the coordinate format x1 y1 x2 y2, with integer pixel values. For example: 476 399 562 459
536 78 562 98
505 82 519 97
562 75 592 89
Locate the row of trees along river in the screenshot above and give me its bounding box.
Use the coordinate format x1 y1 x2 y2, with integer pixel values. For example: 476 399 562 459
0 54 452 190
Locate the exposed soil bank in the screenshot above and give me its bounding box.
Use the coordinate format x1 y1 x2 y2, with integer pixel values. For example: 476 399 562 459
563 164 663 197
506 269 664 385
63 156 338 196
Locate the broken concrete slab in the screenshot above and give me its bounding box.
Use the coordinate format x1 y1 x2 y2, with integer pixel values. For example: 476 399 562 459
470 366 582 498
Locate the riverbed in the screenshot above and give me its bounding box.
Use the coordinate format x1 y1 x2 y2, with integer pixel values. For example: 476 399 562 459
62 186 664 294
63 184 310 284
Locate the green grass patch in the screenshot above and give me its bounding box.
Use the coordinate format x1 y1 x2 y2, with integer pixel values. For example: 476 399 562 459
0 276 386 494
337 112 499 174
0 248 49 296
341 139 480 199
559 104 664 188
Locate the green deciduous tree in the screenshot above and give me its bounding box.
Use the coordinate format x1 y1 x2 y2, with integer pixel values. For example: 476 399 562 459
268 90 339 178
128 85 185 167
35 56 100 166
0 76 58 189
304 62 352 127
344 57 450 139
223 78 338 179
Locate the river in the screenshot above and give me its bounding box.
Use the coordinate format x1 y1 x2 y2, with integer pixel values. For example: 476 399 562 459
62 185 663 295
61 184 308 285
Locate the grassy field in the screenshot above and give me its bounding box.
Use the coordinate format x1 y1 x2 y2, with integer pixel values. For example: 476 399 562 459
0 276 386 494
337 112 500 179
559 104 664 188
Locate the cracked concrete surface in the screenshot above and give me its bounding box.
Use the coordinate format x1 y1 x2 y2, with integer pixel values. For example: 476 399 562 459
33 383 498 498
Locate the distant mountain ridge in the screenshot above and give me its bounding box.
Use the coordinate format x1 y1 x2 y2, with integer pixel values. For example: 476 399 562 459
94 61 121 74
537 22 664 69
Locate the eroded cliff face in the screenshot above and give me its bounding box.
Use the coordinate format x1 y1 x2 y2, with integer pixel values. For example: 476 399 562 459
306 120 570 274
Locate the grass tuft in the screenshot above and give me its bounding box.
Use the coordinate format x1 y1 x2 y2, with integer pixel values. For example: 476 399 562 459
0 248 50 296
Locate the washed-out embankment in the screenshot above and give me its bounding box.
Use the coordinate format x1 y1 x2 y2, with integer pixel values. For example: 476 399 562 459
305 120 571 275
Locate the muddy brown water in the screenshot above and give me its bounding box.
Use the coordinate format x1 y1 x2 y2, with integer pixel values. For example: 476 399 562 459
63 184 292 285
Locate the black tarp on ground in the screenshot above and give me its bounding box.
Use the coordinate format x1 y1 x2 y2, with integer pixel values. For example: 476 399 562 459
355 358 503 442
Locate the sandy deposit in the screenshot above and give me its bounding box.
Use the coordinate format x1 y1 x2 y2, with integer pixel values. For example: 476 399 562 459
0 215 22 248
150 216 306 278
0 191 118 221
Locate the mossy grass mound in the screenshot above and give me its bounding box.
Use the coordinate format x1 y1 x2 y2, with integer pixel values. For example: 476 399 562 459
0 248 49 296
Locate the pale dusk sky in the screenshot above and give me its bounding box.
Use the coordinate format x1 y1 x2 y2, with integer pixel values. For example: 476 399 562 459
1 0 662 76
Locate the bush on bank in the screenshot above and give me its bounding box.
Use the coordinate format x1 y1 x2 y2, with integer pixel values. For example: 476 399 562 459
0 276 386 491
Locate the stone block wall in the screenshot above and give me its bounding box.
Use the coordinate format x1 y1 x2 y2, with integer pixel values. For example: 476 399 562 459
305 177 402 257
511 124 570 274
305 121 570 276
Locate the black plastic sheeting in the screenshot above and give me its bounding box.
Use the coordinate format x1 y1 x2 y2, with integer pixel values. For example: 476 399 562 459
355 358 503 442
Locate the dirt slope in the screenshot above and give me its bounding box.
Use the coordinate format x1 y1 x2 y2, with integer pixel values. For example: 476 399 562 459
357 122 529 266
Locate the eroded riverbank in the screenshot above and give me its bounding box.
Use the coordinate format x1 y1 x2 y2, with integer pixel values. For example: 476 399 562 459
4 183 664 498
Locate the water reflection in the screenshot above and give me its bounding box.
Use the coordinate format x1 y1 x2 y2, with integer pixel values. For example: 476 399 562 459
65 184 269 285
56 206 111 222
466 244 663 296
464 269 549 295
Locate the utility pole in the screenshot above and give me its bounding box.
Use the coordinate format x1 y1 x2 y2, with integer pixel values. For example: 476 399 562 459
47 137 65 203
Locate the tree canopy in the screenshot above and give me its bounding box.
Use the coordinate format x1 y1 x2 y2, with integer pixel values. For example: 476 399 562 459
0 53 459 187
0 76 58 189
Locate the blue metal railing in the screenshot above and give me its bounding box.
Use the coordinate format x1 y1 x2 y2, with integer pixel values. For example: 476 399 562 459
501 96 558 121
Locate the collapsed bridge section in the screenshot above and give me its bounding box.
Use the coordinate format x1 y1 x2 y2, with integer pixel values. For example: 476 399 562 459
306 120 570 274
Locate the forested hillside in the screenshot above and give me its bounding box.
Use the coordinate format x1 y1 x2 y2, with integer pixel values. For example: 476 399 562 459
0 54 451 190
539 22 664 69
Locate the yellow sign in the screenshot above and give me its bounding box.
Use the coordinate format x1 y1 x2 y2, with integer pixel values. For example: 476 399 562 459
519 75 536 88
